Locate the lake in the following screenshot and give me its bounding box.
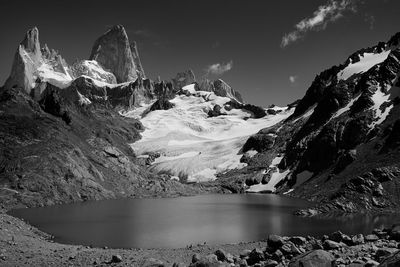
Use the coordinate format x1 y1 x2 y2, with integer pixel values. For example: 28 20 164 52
9 194 400 249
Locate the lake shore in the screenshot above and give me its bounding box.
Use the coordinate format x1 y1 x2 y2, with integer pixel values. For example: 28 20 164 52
1 197 400 267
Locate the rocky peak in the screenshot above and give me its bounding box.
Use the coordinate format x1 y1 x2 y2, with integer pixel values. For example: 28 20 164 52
89 24 138 83
172 70 196 91
213 79 243 103
4 27 43 93
20 27 42 62
130 41 146 79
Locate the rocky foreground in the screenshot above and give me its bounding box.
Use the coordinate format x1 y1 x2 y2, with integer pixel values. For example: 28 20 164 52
1 209 400 267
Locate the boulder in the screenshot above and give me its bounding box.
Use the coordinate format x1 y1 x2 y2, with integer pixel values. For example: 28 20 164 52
89 25 138 83
351 234 365 245
267 235 284 249
323 240 343 250
289 236 307 246
365 234 379 242
379 250 400 267
246 248 265 265
288 249 334 267
141 258 164 267
111 254 122 263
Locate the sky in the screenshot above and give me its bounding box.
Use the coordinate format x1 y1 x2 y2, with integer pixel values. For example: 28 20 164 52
0 0 399 106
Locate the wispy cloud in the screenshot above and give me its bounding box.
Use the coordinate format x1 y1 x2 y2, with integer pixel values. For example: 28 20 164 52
205 61 233 75
281 0 357 48
212 41 221 49
289 75 297 83
364 14 375 30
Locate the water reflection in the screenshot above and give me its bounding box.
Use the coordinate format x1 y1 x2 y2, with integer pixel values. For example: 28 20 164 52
9 194 400 249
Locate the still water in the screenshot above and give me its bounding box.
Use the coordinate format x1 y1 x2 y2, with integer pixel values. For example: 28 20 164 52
9 194 400 249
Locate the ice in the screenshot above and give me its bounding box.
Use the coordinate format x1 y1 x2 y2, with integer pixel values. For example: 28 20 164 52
337 50 391 81
127 91 294 182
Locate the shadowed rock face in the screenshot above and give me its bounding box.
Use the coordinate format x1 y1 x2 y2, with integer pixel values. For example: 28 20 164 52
213 79 243 103
130 41 146 79
4 27 42 93
172 70 196 91
89 25 138 83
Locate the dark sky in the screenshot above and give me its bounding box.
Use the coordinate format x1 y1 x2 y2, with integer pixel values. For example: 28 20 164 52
0 0 399 106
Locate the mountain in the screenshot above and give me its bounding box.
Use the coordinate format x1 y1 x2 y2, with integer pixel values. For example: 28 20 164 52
233 32 400 215
2 25 400 217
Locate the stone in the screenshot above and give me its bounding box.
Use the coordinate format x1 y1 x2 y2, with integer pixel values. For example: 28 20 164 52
365 234 379 242
328 231 345 242
288 249 334 267
289 236 307 246
263 259 279 267
375 248 398 260
352 234 365 245
141 258 164 267
111 254 122 263
323 240 342 250
240 249 252 258
267 235 284 249
215 249 228 262
379 250 400 267
247 248 265 265
192 253 201 263
89 25 138 83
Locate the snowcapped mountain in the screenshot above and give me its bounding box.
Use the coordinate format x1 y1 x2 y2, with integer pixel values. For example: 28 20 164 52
2 24 400 215
238 32 400 214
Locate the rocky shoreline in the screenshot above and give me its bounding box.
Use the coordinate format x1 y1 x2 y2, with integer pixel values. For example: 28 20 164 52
1 203 400 267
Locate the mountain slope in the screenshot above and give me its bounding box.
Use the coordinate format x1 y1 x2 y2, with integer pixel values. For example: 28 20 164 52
240 32 400 214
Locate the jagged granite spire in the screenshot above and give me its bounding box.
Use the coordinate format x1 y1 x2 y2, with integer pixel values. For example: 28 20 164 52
4 27 42 92
89 25 138 83
130 41 146 79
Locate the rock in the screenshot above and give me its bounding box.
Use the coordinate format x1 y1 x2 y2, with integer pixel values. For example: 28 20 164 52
365 259 379 266
390 224 400 241
130 41 146 79
288 249 334 267
375 248 399 261
192 253 201 263
267 235 284 249
215 249 228 262
289 236 307 246
148 98 175 112
247 248 265 265
111 254 122 263
365 234 379 242
172 70 196 91
142 258 164 267
243 134 275 153
352 234 365 245
5 27 42 93
323 240 343 250
189 254 226 267
270 249 283 262
240 249 252 258
89 25 138 83
379 250 400 267
328 231 345 243
242 104 267 118
213 79 243 103
264 259 279 267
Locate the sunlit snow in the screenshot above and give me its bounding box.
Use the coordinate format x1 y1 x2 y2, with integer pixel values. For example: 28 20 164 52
125 89 293 182
337 50 391 81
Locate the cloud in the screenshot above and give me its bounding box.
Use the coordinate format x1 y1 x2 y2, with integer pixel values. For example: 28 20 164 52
289 75 297 83
281 0 357 48
364 14 375 30
205 61 233 75
212 41 221 49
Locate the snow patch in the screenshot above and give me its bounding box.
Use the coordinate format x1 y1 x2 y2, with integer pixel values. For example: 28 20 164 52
36 62 73 88
369 89 392 128
337 50 391 81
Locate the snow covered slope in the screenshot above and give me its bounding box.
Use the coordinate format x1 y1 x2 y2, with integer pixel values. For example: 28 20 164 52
337 50 391 81
125 86 293 182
